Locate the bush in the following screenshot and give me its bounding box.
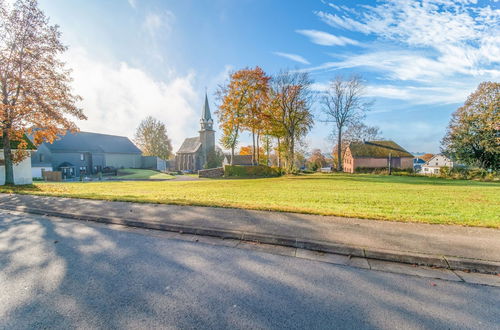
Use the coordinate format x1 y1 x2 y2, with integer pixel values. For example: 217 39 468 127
439 167 499 181
224 165 282 178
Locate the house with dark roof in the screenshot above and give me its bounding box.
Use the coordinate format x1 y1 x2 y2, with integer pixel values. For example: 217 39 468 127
343 140 414 173
31 131 142 178
175 93 215 172
222 154 254 166
1 135 36 185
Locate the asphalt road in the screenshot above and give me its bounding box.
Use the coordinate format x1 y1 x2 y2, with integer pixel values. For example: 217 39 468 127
1 211 499 330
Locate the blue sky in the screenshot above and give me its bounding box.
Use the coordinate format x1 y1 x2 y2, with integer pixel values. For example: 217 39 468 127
37 0 499 154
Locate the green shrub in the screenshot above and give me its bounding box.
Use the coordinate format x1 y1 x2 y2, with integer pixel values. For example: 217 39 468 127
439 167 499 181
224 165 282 178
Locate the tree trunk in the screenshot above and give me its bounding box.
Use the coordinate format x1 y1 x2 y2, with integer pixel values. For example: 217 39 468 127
289 136 295 173
230 145 235 165
337 128 342 172
277 137 281 168
3 129 14 185
256 131 260 165
251 129 256 165
266 136 270 166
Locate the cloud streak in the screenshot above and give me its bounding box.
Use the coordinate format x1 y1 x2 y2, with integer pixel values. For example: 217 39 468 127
296 29 359 46
273 51 310 64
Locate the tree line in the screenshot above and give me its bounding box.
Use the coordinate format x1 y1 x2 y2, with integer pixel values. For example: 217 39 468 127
215 66 379 173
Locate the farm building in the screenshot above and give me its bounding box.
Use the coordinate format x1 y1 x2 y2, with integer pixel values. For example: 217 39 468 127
223 154 254 166
31 131 143 178
343 140 414 173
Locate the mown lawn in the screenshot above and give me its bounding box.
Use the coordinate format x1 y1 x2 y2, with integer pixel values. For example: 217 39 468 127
1 173 498 227
114 169 174 180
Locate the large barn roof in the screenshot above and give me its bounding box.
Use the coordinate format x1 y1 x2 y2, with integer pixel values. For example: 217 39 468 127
46 131 141 154
349 140 413 158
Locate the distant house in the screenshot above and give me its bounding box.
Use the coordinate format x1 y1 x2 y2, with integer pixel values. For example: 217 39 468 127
31 131 142 178
413 153 434 172
421 154 454 175
1 135 36 185
223 154 254 166
343 140 414 173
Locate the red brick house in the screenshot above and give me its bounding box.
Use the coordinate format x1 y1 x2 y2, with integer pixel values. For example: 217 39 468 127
343 140 413 173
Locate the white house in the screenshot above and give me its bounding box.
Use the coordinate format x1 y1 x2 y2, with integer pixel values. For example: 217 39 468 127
0 136 36 185
421 154 454 175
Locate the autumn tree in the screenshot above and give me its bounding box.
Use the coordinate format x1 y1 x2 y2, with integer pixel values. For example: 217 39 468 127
442 82 499 170
267 70 314 173
215 71 249 165
239 145 252 155
0 0 86 184
134 116 172 160
307 149 327 171
321 75 371 171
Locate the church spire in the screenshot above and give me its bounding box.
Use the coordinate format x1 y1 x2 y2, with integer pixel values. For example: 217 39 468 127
200 92 213 130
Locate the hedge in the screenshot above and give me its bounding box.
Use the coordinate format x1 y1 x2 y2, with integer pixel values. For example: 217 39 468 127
224 165 282 178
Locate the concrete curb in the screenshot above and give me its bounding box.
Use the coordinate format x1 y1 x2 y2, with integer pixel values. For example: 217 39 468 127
1 204 499 275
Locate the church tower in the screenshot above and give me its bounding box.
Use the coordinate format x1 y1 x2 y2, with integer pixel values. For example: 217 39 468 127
199 93 215 166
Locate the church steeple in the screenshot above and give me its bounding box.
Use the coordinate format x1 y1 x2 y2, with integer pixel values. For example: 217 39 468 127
200 93 213 131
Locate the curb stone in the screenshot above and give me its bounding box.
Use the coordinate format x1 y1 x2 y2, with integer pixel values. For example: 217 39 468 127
1 203 498 275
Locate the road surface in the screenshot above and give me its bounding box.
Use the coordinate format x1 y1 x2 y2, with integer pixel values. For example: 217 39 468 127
1 210 498 329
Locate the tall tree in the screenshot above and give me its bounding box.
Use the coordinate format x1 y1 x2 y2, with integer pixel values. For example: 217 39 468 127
267 70 314 173
0 0 86 184
215 71 250 165
442 82 499 170
321 75 371 171
134 116 172 160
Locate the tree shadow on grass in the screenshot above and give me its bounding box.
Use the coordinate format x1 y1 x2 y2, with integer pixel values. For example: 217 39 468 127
1 212 499 329
293 173 499 187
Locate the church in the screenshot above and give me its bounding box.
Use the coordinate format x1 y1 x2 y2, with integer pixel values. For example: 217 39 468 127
175 94 215 172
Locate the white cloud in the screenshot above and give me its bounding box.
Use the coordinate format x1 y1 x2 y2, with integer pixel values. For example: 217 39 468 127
296 29 360 46
273 51 310 65
314 0 500 80
63 47 199 150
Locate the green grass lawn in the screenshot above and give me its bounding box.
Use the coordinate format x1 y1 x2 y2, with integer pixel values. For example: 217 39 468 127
114 169 174 180
1 173 498 227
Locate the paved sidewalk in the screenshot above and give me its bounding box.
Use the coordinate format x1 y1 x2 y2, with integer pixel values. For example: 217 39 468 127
1 194 499 273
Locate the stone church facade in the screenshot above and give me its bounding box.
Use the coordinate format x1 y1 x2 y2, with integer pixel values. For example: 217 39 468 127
175 94 215 172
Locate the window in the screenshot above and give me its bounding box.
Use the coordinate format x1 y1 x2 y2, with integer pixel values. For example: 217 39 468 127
80 153 84 161
39 154 44 162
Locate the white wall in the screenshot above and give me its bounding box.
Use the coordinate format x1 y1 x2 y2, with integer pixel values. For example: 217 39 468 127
32 166 52 179
0 152 33 185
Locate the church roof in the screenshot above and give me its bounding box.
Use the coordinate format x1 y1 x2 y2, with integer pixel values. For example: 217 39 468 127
177 137 201 153
202 93 212 121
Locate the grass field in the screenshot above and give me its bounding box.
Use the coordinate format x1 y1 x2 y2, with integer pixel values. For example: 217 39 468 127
114 169 174 180
1 173 498 227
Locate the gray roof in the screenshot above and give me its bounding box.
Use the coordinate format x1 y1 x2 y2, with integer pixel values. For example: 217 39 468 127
46 131 141 154
202 93 212 121
177 137 201 154
224 154 254 165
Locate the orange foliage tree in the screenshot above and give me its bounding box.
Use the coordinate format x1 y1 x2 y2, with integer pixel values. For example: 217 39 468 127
216 67 270 165
0 0 86 184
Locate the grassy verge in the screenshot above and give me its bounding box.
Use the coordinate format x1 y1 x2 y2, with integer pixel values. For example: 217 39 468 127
1 173 498 228
114 169 174 180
